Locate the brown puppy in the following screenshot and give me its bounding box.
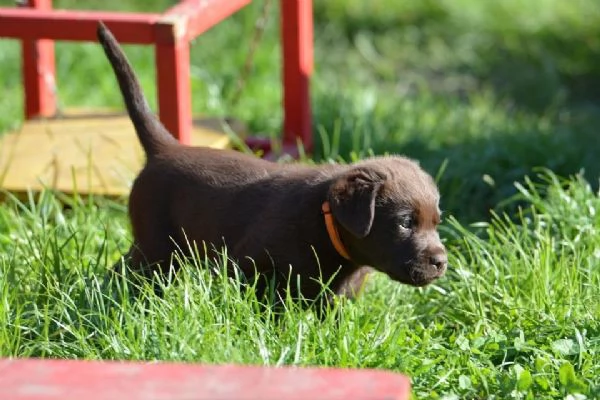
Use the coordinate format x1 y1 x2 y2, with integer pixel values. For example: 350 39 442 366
97 22 447 303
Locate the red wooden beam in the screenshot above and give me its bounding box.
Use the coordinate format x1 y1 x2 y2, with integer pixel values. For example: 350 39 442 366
0 8 160 43
280 0 313 153
0 359 411 400
20 0 56 119
160 0 251 43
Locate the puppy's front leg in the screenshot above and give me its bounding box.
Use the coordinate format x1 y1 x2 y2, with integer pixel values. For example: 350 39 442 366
335 266 374 299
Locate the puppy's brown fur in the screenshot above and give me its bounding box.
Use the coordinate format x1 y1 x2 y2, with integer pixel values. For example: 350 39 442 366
97 22 447 302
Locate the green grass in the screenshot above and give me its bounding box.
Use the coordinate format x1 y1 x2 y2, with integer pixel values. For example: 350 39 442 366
1 172 598 398
1 0 600 398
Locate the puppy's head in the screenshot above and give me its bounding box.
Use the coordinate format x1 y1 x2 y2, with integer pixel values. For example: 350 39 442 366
328 156 447 286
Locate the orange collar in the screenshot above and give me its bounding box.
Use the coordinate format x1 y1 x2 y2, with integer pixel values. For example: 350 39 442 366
321 201 351 260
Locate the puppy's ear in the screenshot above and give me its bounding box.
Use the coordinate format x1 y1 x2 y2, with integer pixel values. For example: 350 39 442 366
329 169 385 238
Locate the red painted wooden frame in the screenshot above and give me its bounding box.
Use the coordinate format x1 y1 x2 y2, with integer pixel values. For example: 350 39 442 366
0 0 314 156
1 359 411 400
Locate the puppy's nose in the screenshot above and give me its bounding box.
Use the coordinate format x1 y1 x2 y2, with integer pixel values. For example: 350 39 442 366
429 252 447 271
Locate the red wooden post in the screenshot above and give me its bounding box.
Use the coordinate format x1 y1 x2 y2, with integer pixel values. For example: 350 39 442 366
20 0 56 119
155 38 192 144
280 0 313 153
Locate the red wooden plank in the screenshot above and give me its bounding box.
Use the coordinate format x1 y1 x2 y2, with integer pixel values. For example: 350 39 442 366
20 0 56 119
280 0 313 153
0 8 160 43
160 0 251 43
0 359 411 400
156 40 192 144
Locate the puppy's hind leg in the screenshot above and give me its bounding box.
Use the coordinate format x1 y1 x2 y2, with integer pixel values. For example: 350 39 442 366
108 238 176 297
109 245 137 277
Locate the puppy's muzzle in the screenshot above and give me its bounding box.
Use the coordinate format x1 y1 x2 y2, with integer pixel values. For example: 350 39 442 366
429 248 448 273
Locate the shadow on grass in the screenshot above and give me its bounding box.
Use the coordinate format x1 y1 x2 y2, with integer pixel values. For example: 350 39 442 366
309 2 600 222
310 88 600 223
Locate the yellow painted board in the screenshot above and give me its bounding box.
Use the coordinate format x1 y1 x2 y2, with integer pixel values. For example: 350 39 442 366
0 111 243 198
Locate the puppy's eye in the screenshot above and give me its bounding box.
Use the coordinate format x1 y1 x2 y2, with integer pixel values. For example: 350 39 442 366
399 215 414 230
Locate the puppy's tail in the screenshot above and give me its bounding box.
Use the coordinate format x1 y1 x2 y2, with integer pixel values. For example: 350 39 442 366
96 21 177 157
